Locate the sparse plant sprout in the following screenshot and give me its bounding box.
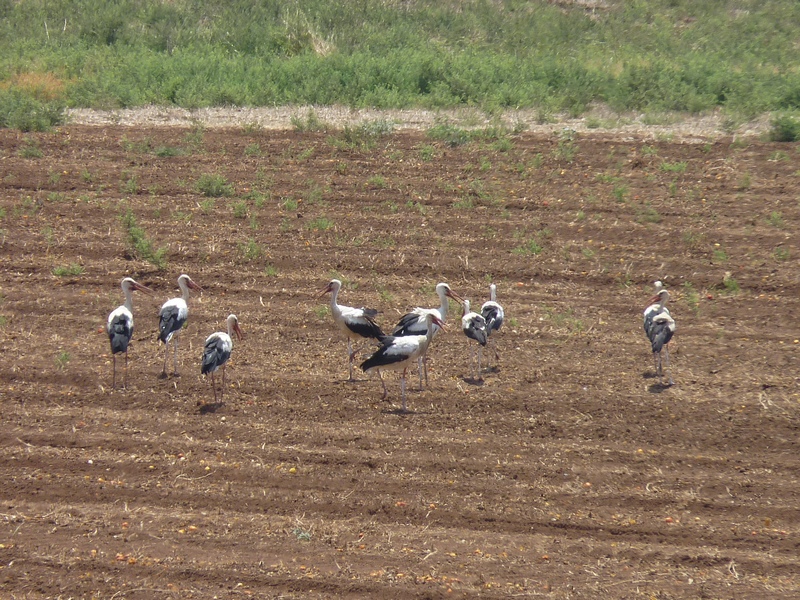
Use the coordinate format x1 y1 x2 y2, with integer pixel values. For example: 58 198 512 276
55 350 70 370
513 238 543 256
18 141 43 158
297 147 314 161
80 169 93 182
576 210 586 221
491 137 513 152
313 305 328 320
241 121 263 134
197 173 233 197
367 175 386 188
712 247 728 262
245 143 262 157
722 272 740 294
682 230 704 250
581 247 595 259
307 217 333 231
530 153 544 169
683 282 701 314
239 238 262 261
335 162 348 174
660 161 687 173
452 196 475 210
47 169 61 185
122 174 140 194
120 209 168 269
419 145 435 161
52 263 84 277
613 185 629 202
641 145 658 156
767 211 784 227
154 145 183 157
47 191 65 202
737 172 752 190
184 123 205 148
595 172 620 184
291 108 327 132
637 205 661 223
199 199 215 215
774 246 790 261
479 156 491 171
281 197 299 211
768 151 789 162
232 201 248 219
406 201 427 215
264 264 278 277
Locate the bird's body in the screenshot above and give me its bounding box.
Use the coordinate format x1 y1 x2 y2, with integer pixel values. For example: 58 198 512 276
643 288 675 386
461 299 488 381
480 283 504 368
361 313 444 413
158 274 202 377
202 314 243 403
319 279 384 380
107 277 152 388
643 280 669 335
392 282 463 389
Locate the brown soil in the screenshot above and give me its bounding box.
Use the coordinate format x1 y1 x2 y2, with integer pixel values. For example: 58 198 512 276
0 119 798 599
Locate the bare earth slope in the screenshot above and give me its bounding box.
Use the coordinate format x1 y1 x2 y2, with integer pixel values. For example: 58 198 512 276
0 112 798 598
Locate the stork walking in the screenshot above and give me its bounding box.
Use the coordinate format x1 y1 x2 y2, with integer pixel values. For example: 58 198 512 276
319 279 385 380
158 274 202 378
201 314 243 403
106 277 152 388
643 287 675 386
361 312 445 413
480 283 504 369
461 299 488 381
392 282 463 389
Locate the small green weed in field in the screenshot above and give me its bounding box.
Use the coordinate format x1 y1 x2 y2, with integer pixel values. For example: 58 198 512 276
722 272 740 294
427 121 471 147
769 114 800 142
683 282 701 314
244 143 262 157
233 201 248 219
197 173 233 197
768 150 789 162
712 246 728 262
264 264 278 277
17 141 43 158
239 238 262 261
774 246 790 261
120 209 168 269
55 350 70 370
367 175 386 188
291 109 327 132
154 145 183 157
512 238 543 256
281 197 299 211
767 211 784 228
52 263 84 277
660 161 687 173
613 185 629 202
307 217 333 231
121 174 140 195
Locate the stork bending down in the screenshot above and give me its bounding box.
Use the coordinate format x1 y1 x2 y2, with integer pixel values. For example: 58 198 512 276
392 282 463 389
361 313 445 413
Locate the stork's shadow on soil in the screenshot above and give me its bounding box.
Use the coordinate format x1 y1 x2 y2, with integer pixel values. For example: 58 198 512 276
198 401 225 414
462 376 485 386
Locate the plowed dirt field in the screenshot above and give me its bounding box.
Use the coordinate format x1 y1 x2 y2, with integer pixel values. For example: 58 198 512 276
0 121 798 599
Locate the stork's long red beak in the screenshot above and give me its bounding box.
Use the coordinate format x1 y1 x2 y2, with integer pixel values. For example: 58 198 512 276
188 280 203 292
318 282 333 298
133 282 154 294
446 289 465 306
233 322 244 341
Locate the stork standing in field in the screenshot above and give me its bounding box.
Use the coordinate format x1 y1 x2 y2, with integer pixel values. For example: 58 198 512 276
361 312 445 413
461 299 488 381
480 283 504 369
201 314 244 404
392 282 464 389
643 280 668 334
107 277 153 388
158 274 203 378
319 279 385 381
643 287 675 386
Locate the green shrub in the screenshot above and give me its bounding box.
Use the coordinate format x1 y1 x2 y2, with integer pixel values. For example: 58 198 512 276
197 173 234 197
0 89 65 132
769 114 800 142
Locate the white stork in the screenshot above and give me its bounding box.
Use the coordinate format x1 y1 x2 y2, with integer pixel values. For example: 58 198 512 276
106 277 152 388
643 280 669 334
319 279 385 380
392 282 464 389
201 314 244 403
158 274 203 377
480 283 505 368
461 299 488 381
361 312 445 413
643 288 675 386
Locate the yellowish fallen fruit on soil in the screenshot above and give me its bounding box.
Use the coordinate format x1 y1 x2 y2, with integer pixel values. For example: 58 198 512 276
288 467 297 474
